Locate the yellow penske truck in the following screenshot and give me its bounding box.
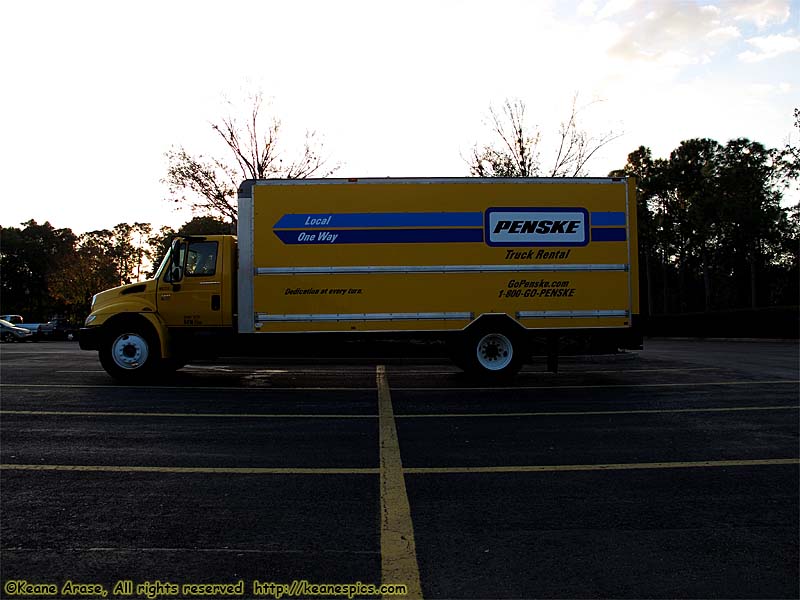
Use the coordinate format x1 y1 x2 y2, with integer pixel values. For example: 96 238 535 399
80 177 641 381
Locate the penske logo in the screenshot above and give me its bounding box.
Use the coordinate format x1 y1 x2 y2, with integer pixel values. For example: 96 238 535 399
486 208 589 247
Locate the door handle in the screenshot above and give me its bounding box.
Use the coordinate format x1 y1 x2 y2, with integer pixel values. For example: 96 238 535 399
199 281 221 286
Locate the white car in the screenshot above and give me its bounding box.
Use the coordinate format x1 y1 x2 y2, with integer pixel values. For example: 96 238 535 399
0 318 34 342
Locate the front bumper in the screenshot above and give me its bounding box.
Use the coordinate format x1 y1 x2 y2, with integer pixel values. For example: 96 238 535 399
79 327 102 350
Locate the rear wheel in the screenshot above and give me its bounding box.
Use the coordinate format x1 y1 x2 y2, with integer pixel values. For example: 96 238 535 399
454 322 526 382
99 324 161 382
476 332 515 372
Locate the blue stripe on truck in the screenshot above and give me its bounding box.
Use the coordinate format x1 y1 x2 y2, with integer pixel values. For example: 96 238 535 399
274 228 485 245
276 228 626 244
591 211 626 226
274 212 483 229
591 227 627 242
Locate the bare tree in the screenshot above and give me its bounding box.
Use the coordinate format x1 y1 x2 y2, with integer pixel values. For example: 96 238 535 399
469 99 541 177
165 92 338 225
550 95 622 176
164 149 239 224
469 94 621 178
211 93 334 180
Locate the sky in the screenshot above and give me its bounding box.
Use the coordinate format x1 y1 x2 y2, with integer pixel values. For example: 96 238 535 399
1 0 798 234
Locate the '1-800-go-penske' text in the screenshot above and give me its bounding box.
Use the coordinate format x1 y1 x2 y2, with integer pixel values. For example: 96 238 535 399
498 279 576 298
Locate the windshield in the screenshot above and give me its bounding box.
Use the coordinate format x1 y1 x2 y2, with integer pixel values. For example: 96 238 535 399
154 251 171 279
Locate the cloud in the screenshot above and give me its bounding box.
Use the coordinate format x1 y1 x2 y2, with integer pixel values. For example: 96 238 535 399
596 0 637 20
729 0 791 29
607 3 729 63
706 26 741 43
746 82 794 95
600 0 796 73
577 0 598 17
738 34 800 62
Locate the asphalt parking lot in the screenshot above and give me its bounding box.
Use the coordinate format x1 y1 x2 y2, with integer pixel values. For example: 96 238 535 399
1 339 798 599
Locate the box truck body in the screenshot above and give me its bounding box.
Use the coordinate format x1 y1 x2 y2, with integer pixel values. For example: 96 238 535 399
80 177 640 381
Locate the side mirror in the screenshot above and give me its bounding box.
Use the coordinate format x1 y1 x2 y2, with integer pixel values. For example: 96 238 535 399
169 240 184 283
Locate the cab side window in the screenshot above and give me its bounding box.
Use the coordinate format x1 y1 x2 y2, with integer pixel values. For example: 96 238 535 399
185 241 218 277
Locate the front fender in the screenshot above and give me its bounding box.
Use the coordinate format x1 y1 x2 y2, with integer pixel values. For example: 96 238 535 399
84 309 172 358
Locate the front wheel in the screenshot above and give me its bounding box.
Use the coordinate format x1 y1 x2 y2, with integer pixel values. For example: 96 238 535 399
99 325 161 382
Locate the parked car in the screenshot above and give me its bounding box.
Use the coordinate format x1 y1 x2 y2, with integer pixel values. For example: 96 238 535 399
44 317 79 341
1 314 44 338
17 323 43 338
0 319 34 342
0 315 78 341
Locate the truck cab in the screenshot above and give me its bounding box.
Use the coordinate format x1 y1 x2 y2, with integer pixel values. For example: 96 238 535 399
80 235 237 380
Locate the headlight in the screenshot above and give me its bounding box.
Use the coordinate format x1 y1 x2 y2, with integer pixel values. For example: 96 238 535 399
91 294 98 309
84 315 97 326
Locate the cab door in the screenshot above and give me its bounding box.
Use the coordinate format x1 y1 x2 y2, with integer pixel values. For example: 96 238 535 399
158 239 223 327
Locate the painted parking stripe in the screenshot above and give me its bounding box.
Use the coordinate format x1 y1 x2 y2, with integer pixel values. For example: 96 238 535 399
393 379 800 391
377 365 423 599
559 367 718 374
2 458 796 476
50 366 720 376
383 367 720 375
0 410 377 418
0 464 378 474
395 405 800 418
0 384 374 391
1 405 796 420
3 546 378 555
404 458 800 474
2 379 797 392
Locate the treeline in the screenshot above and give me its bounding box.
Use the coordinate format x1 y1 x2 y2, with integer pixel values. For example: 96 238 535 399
616 137 798 317
0 216 230 323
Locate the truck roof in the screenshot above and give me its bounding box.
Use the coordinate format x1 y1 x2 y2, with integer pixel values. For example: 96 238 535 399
238 176 629 197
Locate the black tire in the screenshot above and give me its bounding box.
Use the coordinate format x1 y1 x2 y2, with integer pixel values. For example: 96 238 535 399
99 323 161 383
458 323 526 382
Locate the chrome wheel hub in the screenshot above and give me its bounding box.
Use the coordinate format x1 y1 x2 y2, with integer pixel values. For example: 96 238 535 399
476 333 513 371
111 333 149 370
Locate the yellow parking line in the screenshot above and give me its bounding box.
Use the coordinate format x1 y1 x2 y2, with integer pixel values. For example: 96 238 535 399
396 405 799 418
404 458 800 474
4 458 795 477
395 379 800 391
0 410 376 419
567 367 718 374
3 380 797 392
1 405 796 420
0 464 378 474
0 384 372 391
377 365 423 599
